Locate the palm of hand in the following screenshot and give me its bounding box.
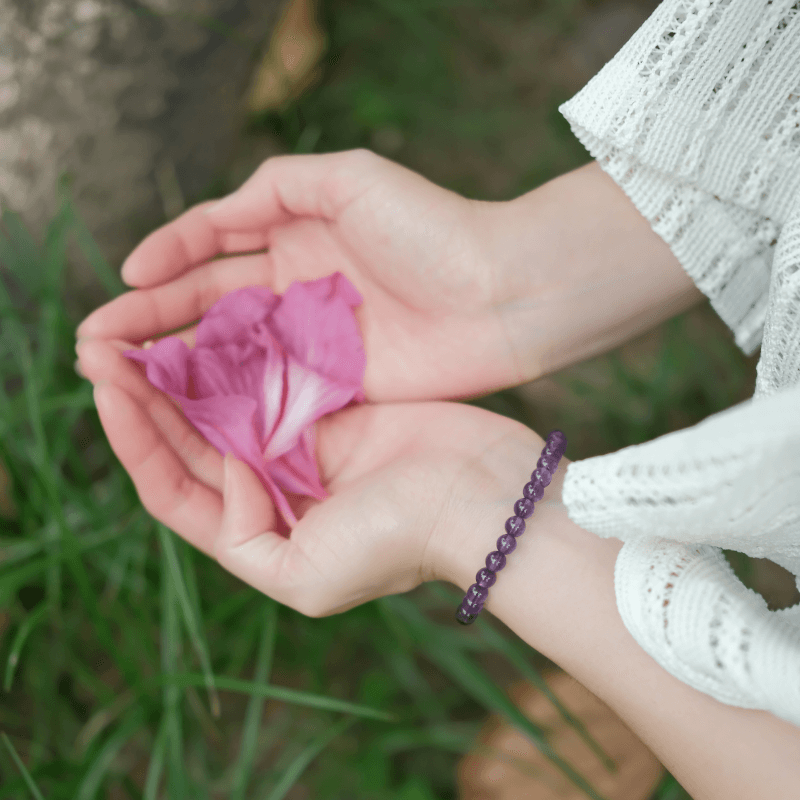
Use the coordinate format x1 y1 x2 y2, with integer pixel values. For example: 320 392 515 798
75 150 532 616
83 332 532 617
77 150 513 405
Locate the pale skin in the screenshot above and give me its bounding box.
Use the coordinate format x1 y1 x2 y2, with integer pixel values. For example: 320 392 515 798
75 149 800 798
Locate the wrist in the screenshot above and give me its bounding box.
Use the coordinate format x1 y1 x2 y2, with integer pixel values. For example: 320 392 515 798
440 425 800 800
434 420 623 666
478 161 705 381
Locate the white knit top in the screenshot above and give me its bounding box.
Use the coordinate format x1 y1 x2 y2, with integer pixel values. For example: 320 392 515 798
558 0 800 727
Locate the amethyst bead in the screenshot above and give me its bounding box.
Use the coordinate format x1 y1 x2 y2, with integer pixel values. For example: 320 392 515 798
546 432 566 457
466 583 489 605
486 550 506 571
456 432 567 625
497 533 517 554
476 567 497 588
514 497 535 518
523 481 544 503
538 453 559 473
456 605 479 624
463 593 484 611
544 442 564 459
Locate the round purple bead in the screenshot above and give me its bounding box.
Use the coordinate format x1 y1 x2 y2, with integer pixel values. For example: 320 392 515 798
544 442 564 459
463 595 485 616
466 583 489 605
547 433 567 456
456 605 479 624
514 497 534 518
457 433 567 625
537 453 559 473
497 533 517 554
476 567 497 588
486 550 506 572
523 481 544 503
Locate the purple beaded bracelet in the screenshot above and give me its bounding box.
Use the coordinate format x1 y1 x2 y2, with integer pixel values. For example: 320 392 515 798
455 430 567 625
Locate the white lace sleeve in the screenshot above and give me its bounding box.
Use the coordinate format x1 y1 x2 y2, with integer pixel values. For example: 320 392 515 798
559 0 800 357
561 377 800 725
556 0 800 726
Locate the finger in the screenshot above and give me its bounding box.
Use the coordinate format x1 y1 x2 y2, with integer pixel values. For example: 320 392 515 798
202 149 377 231
217 451 329 617
92 380 224 559
119 200 272 289
77 337 224 492
76 249 273 342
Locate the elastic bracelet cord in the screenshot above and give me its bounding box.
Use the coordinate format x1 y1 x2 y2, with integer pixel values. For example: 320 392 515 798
455 430 567 625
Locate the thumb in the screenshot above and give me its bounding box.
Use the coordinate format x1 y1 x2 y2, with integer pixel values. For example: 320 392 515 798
217 452 278 556
216 453 311 610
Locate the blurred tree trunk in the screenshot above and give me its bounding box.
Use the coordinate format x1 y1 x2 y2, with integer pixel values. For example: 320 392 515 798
0 0 286 322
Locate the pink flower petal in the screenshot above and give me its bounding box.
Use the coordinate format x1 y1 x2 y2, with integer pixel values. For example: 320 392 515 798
122 272 366 531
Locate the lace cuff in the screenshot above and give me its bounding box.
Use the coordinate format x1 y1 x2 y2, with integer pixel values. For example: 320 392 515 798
558 0 800 356
615 537 800 727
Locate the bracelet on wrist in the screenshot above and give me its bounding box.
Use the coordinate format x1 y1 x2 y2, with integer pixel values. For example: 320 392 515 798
456 430 567 625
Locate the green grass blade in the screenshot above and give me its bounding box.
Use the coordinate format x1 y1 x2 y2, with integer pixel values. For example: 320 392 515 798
260 715 358 800
63 193 126 301
12 337 141 693
0 521 128 573
0 388 95 440
0 209 44 299
219 607 263 679
161 538 187 799
3 603 48 692
369 0 444 47
373 598 452 721
0 558 50 607
15 334 62 627
0 732 46 800
388 595 612 800
76 706 147 800
230 599 278 800
474 614 617 772
206 587 257 626
157 524 220 718
371 719 483 754
143 716 169 800
153 672 398 723
42 195 71 294
424 584 617 771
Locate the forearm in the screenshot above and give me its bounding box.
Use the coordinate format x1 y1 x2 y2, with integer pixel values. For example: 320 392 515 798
442 429 800 800
481 160 706 380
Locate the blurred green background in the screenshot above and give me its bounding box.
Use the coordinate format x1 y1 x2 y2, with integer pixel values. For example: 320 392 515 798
1 1 794 798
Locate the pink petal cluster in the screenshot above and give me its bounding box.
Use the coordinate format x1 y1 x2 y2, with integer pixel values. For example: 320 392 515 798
123 272 366 532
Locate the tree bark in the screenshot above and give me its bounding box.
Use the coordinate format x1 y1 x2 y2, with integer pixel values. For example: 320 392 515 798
0 0 285 321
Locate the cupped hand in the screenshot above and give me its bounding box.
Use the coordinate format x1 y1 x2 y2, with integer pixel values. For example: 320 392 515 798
75 148 524 404
79 337 552 618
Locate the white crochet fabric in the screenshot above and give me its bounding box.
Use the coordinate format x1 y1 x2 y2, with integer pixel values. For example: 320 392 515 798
558 0 800 727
